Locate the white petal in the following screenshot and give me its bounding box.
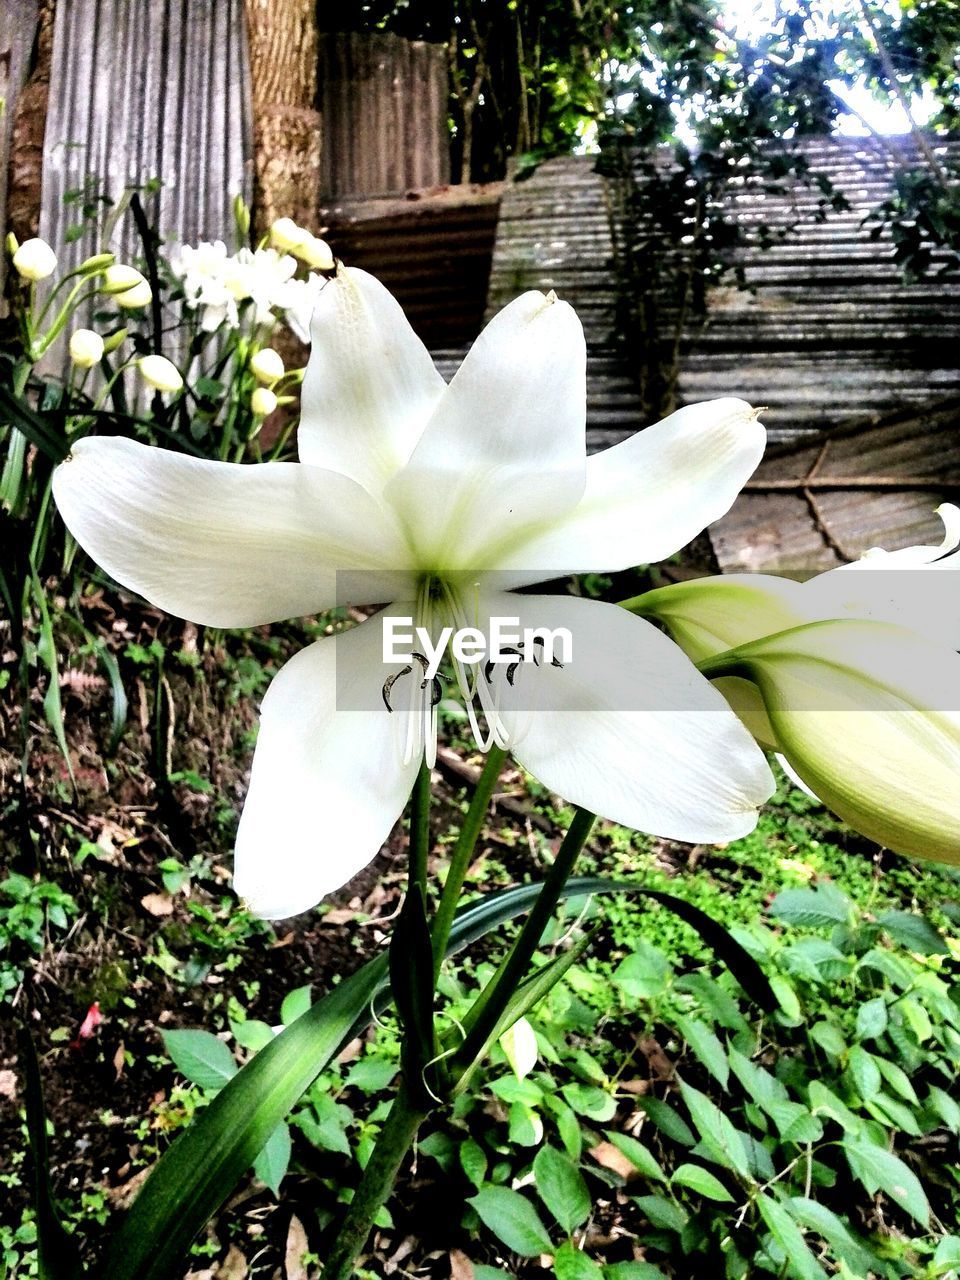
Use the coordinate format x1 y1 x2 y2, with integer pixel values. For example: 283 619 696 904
385 290 587 568
234 612 421 918
490 399 765 585
298 268 446 492
53 436 414 627
477 592 774 842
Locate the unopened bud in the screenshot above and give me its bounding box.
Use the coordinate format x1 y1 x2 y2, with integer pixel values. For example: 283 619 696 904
250 348 284 385
294 236 335 271
251 387 278 418
68 328 105 368
78 252 116 275
102 328 128 354
233 193 251 239
138 354 183 393
102 264 146 293
6 231 20 255
269 217 305 253
115 280 152 309
13 237 57 281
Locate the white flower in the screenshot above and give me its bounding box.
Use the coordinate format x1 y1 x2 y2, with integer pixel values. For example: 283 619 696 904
138 354 183 393
251 387 278 417
13 237 57 281
281 274 325 343
69 329 105 368
222 247 298 325
170 240 239 332
52 267 774 918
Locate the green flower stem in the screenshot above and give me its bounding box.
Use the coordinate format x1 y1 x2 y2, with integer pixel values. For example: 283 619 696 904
431 744 507 982
409 759 432 898
323 1082 429 1280
455 805 596 1069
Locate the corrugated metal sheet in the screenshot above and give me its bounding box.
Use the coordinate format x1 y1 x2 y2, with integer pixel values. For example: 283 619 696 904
318 30 449 200
487 154 646 445
40 0 252 304
631 135 960 445
0 0 40 291
711 398 960 573
322 184 501 350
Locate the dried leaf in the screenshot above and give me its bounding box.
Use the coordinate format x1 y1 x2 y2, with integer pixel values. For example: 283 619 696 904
214 1244 248 1279
0 1069 17 1102
284 1215 309 1279
449 1248 475 1280
141 892 175 917
589 1141 637 1181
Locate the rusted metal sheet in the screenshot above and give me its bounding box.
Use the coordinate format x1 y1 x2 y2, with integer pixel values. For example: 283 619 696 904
39 0 252 296
322 184 501 350
318 30 449 199
647 135 960 444
711 398 960 574
0 0 40 291
487 154 646 446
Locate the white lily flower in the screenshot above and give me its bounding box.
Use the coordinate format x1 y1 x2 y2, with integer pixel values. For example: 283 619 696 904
53 267 774 918
170 240 240 332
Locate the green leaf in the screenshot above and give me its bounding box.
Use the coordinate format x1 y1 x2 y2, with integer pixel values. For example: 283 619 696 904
534 1145 591 1234
280 984 312 1026
390 885 435 1097
603 1266 666 1280
554 1241 603 1280
603 1132 665 1183
678 1080 751 1179
632 1194 687 1233
344 1057 397 1094
18 1028 86 1279
459 1137 488 1190
232 1020 275 1053
843 1136 930 1226
785 1198 878 1276
855 996 888 1041
876 910 949 955
768 886 851 929
103 956 388 1280
675 1015 729 1089
562 1084 617 1123
634 1098 695 1147
469 1187 553 1256
756 1193 829 1280
876 1057 919 1105
162 1030 237 1091
846 1044 880 1101
252 1122 290 1196
509 1101 543 1147
670 1162 733 1202
613 942 671 999
0 383 67 462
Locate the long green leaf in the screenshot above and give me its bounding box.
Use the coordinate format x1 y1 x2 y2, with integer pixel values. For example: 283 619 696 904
0 383 67 462
19 1028 86 1280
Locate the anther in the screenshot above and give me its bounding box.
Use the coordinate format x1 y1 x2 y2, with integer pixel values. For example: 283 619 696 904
382 665 412 713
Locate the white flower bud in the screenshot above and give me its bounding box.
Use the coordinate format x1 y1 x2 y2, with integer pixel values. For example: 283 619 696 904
13 237 57 282
138 354 183 393
102 264 147 293
250 348 285 385
702 619 960 865
294 236 335 271
269 217 306 252
115 280 152 309
68 329 105 368
251 387 278 418
499 1017 538 1080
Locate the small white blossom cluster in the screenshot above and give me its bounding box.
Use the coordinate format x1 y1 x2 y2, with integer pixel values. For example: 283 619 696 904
169 219 333 341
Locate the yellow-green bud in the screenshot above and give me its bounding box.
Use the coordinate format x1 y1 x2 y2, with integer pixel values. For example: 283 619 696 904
6 231 20 255
251 387 278 418
294 236 335 270
250 348 284 385
13 237 57 281
702 619 960 865
68 328 105 368
115 280 152 309
78 252 116 275
102 264 146 293
233 193 251 239
269 217 305 253
138 354 183 393
102 328 128 354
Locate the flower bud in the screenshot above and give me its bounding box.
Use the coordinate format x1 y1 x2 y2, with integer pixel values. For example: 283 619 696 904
269 217 305 253
499 1017 538 1080
233 193 251 239
115 280 152 309
68 328 105 368
6 231 19 255
250 347 284 385
13 237 57 281
102 327 128 354
702 619 960 865
251 386 278 418
102 264 146 293
78 252 116 275
138 354 183 393
294 236 335 271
